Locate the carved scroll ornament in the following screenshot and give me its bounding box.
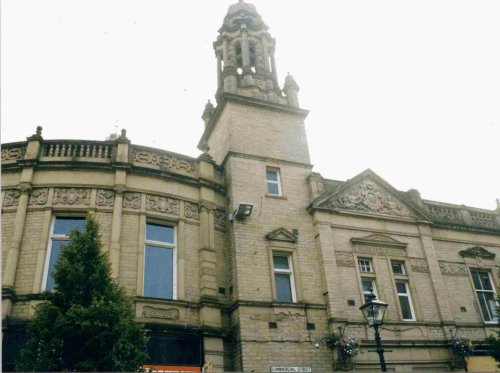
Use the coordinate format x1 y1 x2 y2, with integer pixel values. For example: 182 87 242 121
53 188 91 205
439 262 468 276
146 195 179 215
3 190 21 207
28 188 49 205
123 192 141 209
214 208 227 229
336 253 355 267
331 179 411 217
184 202 199 219
1 147 25 162
133 149 195 174
96 189 114 207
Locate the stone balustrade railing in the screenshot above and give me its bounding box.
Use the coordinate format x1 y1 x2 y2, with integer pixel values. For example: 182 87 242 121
131 145 197 176
42 140 113 159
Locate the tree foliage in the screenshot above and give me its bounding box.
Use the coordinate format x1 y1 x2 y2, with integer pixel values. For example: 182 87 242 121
17 215 148 372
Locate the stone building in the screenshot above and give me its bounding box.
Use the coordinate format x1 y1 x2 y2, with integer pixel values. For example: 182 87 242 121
2 1 500 372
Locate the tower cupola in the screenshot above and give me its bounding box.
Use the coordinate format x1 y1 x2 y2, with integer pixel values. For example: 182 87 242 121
212 0 299 107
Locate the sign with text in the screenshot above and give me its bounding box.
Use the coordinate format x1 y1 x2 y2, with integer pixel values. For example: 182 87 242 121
271 367 312 372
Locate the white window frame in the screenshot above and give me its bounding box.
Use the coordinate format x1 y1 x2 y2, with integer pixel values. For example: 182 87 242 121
471 270 498 323
143 222 177 300
42 215 85 291
272 253 296 303
266 168 283 196
361 277 378 301
396 280 416 321
358 258 373 273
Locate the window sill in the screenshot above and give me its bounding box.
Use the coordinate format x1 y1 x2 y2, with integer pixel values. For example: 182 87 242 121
266 194 287 200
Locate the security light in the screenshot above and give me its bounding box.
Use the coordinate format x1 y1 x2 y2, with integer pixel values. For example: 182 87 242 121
234 203 253 219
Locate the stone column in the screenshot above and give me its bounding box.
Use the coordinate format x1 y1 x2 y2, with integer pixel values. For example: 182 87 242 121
241 25 251 69
109 186 124 279
216 53 223 91
203 335 225 372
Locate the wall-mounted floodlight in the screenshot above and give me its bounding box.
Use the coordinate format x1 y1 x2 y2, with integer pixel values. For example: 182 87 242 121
233 203 253 220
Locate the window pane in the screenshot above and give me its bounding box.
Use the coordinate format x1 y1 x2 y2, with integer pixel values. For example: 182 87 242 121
478 292 493 322
144 245 173 299
46 240 70 290
146 223 174 243
266 170 278 182
53 217 85 235
275 274 292 302
399 296 413 319
273 255 289 270
396 282 407 294
362 279 373 292
392 262 404 274
471 271 482 290
267 182 280 195
480 273 493 290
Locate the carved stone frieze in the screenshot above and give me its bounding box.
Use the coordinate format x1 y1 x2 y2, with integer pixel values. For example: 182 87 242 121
1 147 25 162
53 188 91 205
459 246 495 260
133 149 196 174
470 212 499 227
28 188 49 205
142 306 179 320
123 192 141 209
184 201 199 219
3 190 21 207
410 260 429 273
96 189 114 207
354 245 407 258
250 312 305 322
146 195 179 215
427 205 462 223
214 208 226 229
439 262 468 276
329 178 412 217
336 253 355 267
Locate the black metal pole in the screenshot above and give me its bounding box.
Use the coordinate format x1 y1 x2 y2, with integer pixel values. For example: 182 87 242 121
373 324 387 372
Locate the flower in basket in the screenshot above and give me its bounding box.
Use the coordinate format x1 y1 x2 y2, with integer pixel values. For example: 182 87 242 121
338 337 359 360
452 336 473 357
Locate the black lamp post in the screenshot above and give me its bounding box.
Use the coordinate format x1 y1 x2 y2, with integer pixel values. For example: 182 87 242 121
359 289 389 372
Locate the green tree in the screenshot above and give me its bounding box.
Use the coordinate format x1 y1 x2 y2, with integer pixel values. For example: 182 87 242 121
16 215 148 372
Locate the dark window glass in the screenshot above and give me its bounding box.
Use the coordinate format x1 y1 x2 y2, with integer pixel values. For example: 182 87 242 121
266 170 278 182
275 274 292 302
267 183 280 195
46 240 70 290
146 223 174 243
146 332 202 366
396 282 407 294
399 296 413 320
273 255 289 270
144 245 173 299
392 261 405 274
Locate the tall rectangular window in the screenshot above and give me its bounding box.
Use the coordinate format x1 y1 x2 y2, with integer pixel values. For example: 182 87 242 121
266 168 282 196
396 281 415 321
358 259 373 273
391 261 406 275
471 270 497 323
361 278 377 302
273 254 295 303
144 223 176 299
44 216 85 290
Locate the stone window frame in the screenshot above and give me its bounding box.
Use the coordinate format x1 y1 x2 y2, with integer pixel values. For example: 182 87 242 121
361 277 378 302
358 258 374 273
271 252 296 303
388 257 420 322
469 269 498 324
266 167 283 197
42 214 86 291
141 220 178 300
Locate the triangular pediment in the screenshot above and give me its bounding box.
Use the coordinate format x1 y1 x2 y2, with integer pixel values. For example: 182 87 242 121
312 169 432 221
266 227 298 243
350 234 408 249
459 246 495 260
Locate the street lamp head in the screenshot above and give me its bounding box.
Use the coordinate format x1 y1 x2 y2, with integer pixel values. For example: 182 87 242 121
359 289 388 327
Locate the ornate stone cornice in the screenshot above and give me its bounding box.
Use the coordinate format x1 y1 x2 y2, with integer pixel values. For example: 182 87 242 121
459 246 495 260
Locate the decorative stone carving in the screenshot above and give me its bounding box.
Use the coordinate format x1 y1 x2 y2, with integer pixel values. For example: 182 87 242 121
427 205 462 223
53 188 91 205
146 195 179 215
336 253 355 267
142 306 179 320
354 246 408 258
96 189 114 207
184 202 199 219
410 260 429 273
123 192 141 209
3 190 21 207
470 212 499 227
251 312 305 322
1 147 25 162
214 209 227 229
459 246 495 260
265 227 297 242
439 262 468 276
330 178 412 217
28 188 49 205
133 149 196 174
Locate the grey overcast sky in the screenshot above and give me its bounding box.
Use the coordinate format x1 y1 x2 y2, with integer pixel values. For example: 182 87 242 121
2 1 499 210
